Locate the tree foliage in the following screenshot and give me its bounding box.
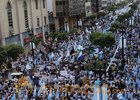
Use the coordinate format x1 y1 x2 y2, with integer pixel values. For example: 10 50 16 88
89 32 115 48
0 46 7 66
6 44 24 61
0 44 24 68
129 3 138 11
49 32 68 41
57 32 68 41
107 5 118 12
33 37 42 46
85 14 96 21
84 60 106 71
116 2 138 23
69 28 79 35
98 12 106 18
109 22 120 32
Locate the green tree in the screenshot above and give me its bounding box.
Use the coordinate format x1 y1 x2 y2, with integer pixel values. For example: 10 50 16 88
84 63 94 71
84 60 106 71
109 22 120 32
96 61 104 69
89 32 115 48
89 32 101 44
6 44 24 61
107 5 117 12
129 3 138 10
85 14 96 21
51 32 58 40
57 32 68 41
33 37 42 46
98 12 106 18
0 46 7 67
48 32 68 41
69 28 79 35
117 14 126 22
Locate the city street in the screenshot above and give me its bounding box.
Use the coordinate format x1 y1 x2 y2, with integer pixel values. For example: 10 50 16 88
0 1 140 100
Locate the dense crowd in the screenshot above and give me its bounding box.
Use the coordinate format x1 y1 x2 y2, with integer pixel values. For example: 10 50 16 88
0 3 140 100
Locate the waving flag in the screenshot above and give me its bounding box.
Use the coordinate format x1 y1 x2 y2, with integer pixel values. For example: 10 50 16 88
55 89 60 98
70 56 75 63
33 85 37 97
2 95 5 100
53 56 62 66
101 84 108 100
64 48 70 61
92 85 97 100
77 45 84 61
97 86 101 100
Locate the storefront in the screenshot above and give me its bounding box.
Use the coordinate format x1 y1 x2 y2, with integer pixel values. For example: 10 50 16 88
22 31 30 44
5 34 20 45
36 27 43 38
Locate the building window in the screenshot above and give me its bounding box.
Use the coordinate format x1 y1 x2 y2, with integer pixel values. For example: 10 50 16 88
44 16 46 24
37 18 40 27
43 0 45 8
7 2 13 29
35 0 38 9
24 1 29 28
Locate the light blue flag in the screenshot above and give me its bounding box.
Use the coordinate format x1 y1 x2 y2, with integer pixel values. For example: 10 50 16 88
33 85 37 97
37 88 41 97
47 93 53 100
93 84 102 100
34 58 37 65
101 85 108 100
8 72 13 80
55 89 60 98
70 56 75 63
39 57 42 64
11 93 16 100
18 89 22 98
23 93 28 100
2 95 5 100
92 85 97 100
96 79 101 86
52 90 55 97
28 76 33 84
96 86 101 100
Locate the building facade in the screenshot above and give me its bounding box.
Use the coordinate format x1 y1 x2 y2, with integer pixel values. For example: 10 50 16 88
0 0 49 46
52 0 86 32
101 0 125 7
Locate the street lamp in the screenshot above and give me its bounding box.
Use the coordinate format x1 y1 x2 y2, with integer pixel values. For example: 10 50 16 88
130 16 133 33
120 26 126 70
28 28 34 65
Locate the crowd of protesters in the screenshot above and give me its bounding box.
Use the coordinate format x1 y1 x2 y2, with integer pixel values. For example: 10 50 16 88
0 3 140 100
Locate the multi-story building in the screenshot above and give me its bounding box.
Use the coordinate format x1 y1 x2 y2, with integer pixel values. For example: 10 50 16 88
101 0 108 8
90 0 102 12
52 0 86 32
0 0 49 46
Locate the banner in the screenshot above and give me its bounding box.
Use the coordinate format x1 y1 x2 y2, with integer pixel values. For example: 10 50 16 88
85 2 92 17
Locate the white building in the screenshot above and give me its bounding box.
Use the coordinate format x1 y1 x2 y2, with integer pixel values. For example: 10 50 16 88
0 0 49 46
47 0 53 12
